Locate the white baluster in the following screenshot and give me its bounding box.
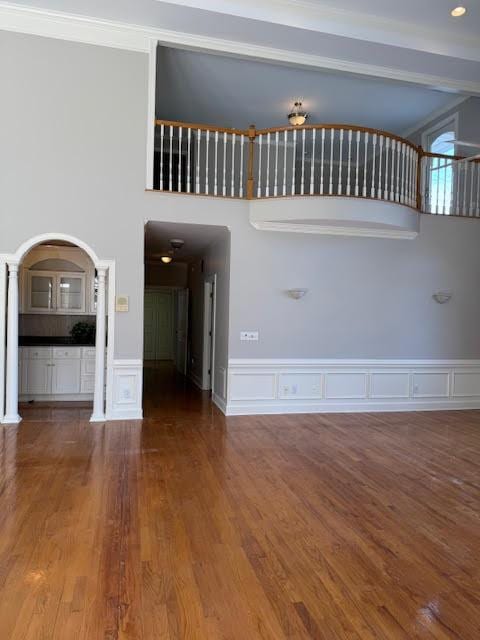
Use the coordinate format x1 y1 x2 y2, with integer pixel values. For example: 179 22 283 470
292 129 297 195
178 126 182 193
223 132 227 196
395 139 400 202
337 128 344 195
266 132 271 197
310 128 316 195
214 131 218 196
470 161 475 216
475 163 480 217
406 147 412 206
442 158 448 214
169 125 173 191
400 143 405 204
257 134 263 198
363 132 368 197
463 160 468 215
413 151 419 209
354 130 360 197
300 128 306 195
329 128 334 195
196 129 201 194
377 135 383 198
205 129 209 194
383 137 390 199
390 139 395 201
320 128 325 194
231 133 236 197
187 128 191 194
283 130 287 196
274 131 279 197
371 134 377 198
239 134 244 198
346 129 352 196
159 123 164 190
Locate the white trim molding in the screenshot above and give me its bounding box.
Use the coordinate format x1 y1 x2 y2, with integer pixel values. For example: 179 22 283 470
108 359 143 420
1 3 480 95
226 359 480 415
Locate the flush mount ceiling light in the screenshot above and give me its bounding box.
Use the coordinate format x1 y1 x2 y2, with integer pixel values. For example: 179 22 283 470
451 6 467 16
161 256 172 264
288 101 308 126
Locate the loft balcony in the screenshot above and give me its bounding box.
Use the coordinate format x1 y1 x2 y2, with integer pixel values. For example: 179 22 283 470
152 120 480 239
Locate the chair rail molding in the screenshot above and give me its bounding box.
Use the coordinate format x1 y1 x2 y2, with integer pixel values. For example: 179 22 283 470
226 358 480 415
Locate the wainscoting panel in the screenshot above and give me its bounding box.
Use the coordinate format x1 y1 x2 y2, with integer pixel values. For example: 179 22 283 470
108 359 143 420
452 370 480 398
226 359 480 416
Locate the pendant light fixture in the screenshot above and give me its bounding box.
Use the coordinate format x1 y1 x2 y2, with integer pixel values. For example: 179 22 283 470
288 100 308 126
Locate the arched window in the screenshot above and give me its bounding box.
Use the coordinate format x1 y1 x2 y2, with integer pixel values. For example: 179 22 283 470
423 117 457 214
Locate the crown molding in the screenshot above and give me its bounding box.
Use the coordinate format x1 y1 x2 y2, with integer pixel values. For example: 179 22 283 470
157 0 480 63
1 2 480 95
401 95 470 139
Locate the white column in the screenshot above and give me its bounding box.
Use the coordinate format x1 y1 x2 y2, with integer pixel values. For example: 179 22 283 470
91 266 107 422
4 263 21 424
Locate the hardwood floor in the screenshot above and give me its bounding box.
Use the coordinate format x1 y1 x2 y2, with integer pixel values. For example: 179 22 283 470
1 362 479 639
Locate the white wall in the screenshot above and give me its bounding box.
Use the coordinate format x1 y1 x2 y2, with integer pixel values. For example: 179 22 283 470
2 31 480 402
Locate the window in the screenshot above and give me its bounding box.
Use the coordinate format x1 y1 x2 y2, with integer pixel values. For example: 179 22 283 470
423 116 457 214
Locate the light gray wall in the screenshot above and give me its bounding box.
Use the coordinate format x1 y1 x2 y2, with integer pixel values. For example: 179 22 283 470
408 97 480 155
2 31 480 376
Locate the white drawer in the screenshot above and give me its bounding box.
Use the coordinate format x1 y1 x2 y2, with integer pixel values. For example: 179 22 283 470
81 374 95 394
25 347 52 360
81 347 96 360
52 347 82 360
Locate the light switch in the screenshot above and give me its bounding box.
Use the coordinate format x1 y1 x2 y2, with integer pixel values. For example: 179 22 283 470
240 331 259 341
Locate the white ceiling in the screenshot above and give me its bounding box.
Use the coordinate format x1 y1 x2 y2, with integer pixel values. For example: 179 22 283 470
145 221 229 262
4 0 480 95
156 47 461 133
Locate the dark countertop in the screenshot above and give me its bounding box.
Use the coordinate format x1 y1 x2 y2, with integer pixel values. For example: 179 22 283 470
19 336 96 347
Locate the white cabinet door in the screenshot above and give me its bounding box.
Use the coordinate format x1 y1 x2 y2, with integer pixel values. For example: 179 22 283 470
57 274 86 313
27 272 55 312
25 360 51 395
51 359 81 394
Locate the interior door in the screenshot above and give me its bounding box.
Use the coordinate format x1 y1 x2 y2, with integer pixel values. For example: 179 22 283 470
144 290 174 360
174 289 189 376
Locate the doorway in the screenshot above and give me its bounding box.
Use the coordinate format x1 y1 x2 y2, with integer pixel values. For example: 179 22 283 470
143 221 230 415
0 233 114 424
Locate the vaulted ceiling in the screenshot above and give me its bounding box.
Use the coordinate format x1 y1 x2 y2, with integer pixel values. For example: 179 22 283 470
156 46 462 134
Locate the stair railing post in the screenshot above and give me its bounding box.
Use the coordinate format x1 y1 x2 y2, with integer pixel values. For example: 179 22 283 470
416 145 424 211
246 124 256 200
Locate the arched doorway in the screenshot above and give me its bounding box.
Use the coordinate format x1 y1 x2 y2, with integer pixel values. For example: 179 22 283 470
0 233 115 423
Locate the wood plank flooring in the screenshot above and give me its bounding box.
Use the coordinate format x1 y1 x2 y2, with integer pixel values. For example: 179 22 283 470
1 362 479 639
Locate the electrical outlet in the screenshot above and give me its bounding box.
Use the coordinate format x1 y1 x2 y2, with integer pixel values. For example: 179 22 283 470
240 331 259 341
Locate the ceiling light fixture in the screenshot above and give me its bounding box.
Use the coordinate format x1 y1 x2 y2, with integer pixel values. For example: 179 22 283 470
288 101 308 126
161 256 172 264
451 6 466 16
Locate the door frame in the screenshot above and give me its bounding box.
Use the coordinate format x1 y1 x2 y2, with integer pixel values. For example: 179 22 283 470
202 274 217 391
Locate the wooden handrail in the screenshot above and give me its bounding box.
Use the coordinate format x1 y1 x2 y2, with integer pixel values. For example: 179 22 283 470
255 123 420 152
423 150 480 163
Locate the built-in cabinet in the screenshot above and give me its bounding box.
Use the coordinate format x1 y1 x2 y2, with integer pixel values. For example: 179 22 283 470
19 346 100 400
20 245 96 315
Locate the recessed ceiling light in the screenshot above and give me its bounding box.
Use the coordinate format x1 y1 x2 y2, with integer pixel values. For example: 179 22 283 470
451 6 467 17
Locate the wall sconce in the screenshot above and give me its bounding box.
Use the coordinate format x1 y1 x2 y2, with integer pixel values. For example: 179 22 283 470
432 291 452 304
286 288 308 299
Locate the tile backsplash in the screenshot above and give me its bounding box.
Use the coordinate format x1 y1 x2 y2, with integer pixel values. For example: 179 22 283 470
19 314 96 337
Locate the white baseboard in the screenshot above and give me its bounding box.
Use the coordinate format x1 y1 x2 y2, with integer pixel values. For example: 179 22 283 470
226 359 480 416
212 392 227 414
106 359 143 421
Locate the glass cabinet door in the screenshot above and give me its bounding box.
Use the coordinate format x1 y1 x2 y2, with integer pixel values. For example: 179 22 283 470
57 275 85 312
29 274 54 311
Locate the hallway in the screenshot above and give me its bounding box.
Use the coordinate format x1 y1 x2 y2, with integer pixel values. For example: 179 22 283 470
1 379 480 637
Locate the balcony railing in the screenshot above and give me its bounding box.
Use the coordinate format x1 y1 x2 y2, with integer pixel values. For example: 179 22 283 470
153 119 480 218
